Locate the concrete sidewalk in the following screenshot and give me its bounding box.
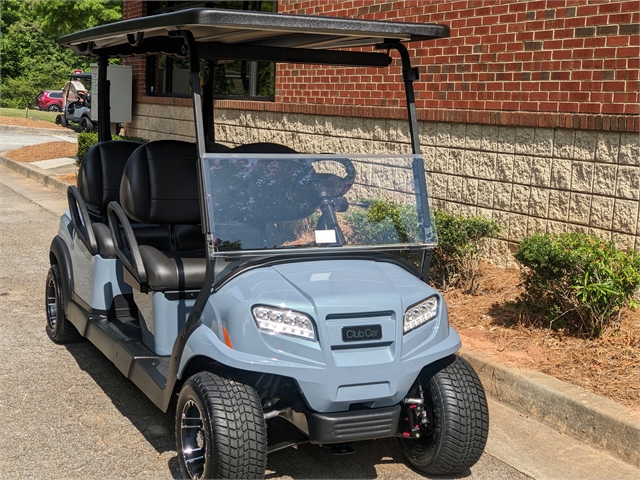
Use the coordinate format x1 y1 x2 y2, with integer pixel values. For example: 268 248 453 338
1 150 638 472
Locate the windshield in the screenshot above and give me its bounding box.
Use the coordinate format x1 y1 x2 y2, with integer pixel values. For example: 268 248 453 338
202 153 437 257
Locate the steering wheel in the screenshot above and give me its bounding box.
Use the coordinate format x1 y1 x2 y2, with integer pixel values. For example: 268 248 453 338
310 157 356 198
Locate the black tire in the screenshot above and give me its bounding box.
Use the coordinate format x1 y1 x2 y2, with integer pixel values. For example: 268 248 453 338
397 355 489 475
80 117 94 132
45 264 81 343
48 104 61 112
55 114 63 125
176 372 267 479
59 115 68 128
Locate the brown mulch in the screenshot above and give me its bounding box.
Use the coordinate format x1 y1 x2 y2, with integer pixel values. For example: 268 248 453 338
58 173 78 184
1 116 66 130
3 141 77 163
446 263 640 412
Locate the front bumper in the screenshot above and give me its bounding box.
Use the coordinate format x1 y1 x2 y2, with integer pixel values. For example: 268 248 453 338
306 405 401 444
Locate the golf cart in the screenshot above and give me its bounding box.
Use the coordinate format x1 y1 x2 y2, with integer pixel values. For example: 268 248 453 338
55 72 95 132
48 8 488 479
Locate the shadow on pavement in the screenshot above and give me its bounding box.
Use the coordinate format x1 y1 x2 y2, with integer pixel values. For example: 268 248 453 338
63 339 183 479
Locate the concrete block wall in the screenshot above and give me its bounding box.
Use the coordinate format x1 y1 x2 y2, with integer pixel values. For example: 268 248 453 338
128 103 639 258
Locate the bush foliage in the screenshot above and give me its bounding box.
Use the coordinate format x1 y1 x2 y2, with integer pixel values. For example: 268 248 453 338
514 232 640 337
341 199 419 246
430 210 501 293
76 132 148 165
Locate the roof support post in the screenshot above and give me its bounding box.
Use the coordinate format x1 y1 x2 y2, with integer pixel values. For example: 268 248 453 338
377 42 433 274
171 31 217 364
202 61 216 145
174 30 206 158
377 42 420 155
97 57 112 141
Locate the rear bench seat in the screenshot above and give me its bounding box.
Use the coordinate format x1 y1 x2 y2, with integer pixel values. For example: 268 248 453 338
76 140 230 259
108 140 208 291
77 140 172 256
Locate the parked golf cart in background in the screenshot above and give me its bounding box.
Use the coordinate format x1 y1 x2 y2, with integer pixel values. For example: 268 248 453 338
48 8 489 479
55 72 95 132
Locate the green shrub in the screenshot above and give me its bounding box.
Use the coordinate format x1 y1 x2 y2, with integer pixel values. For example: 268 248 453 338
514 232 640 337
430 210 501 293
76 133 148 165
341 199 419 245
76 132 99 164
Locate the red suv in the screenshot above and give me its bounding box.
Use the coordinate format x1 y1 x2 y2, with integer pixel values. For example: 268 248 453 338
35 90 64 111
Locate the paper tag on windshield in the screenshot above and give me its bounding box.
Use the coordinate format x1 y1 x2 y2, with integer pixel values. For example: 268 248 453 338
315 229 336 244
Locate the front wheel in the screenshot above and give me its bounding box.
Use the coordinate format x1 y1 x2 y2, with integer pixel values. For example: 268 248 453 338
45 264 80 343
397 355 489 475
176 372 267 479
48 104 61 112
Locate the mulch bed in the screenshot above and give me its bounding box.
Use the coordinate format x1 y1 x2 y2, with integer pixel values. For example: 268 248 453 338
446 263 640 412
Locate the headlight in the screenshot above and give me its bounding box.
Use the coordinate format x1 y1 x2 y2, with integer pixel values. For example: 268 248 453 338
252 305 316 340
403 296 438 333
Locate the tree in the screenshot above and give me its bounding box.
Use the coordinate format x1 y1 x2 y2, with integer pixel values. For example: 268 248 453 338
33 0 121 38
0 0 121 109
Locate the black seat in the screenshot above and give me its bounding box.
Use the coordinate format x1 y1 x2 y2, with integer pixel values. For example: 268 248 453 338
108 140 207 291
74 140 177 257
78 140 143 223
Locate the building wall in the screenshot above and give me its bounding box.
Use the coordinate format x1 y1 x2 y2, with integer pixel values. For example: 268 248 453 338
129 103 640 258
276 0 639 133
123 1 640 257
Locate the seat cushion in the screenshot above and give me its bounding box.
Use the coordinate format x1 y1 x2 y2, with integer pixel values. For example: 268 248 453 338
139 245 206 290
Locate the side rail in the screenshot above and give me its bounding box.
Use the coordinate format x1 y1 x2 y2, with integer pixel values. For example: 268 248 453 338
67 185 98 255
107 201 148 289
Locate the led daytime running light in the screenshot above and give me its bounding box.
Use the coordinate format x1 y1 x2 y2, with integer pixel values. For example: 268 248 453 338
252 305 316 340
403 296 438 333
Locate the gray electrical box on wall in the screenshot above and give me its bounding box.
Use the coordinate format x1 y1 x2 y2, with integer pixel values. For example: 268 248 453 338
90 64 132 124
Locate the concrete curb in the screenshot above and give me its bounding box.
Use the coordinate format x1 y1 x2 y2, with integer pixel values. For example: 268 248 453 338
0 154 73 196
460 347 640 468
0 124 77 137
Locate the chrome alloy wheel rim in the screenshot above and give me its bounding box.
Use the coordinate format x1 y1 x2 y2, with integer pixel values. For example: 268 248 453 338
180 400 207 479
46 277 58 329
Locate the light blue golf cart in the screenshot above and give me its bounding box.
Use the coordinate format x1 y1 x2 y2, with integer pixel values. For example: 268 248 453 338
46 8 488 479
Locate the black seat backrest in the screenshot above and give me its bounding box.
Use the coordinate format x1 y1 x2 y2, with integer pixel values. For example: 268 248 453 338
230 142 297 154
120 140 201 226
77 140 143 223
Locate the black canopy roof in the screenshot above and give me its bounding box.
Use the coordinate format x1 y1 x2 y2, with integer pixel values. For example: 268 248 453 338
59 8 449 66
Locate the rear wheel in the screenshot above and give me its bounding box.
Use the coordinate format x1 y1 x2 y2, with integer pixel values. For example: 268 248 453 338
176 372 267 479
397 355 488 475
80 116 94 132
45 264 80 343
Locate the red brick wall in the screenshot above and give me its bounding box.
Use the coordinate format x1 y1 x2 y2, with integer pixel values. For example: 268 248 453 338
126 1 640 132
277 0 639 132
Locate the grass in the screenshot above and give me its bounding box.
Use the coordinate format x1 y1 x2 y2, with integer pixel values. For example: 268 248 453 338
0 107 59 123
